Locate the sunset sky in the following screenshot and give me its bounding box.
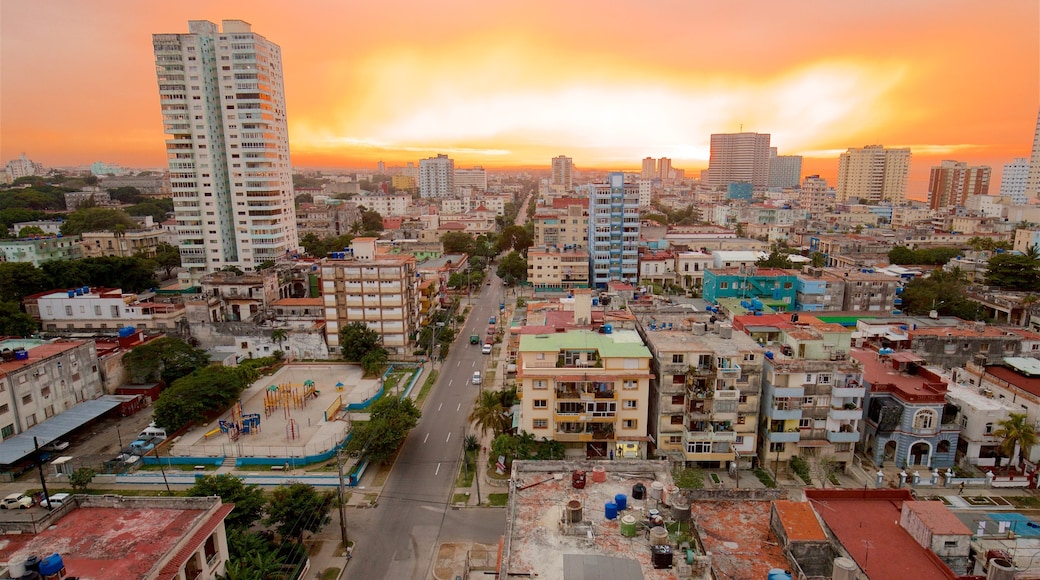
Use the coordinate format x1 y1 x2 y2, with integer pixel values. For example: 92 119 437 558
2 0 1039 198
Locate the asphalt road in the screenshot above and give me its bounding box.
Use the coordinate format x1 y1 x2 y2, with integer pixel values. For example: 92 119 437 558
346 276 508 579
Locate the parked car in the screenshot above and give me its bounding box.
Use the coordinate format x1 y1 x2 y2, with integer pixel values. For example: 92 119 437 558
41 440 69 452
1 493 33 509
481 343 493 355
40 493 70 509
472 371 482 385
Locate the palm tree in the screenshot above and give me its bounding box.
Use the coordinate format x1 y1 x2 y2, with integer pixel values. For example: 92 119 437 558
1026 244 1040 261
469 390 508 437
270 328 288 352
994 413 1039 472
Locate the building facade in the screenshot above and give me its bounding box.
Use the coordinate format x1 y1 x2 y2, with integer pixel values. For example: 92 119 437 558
836 145 911 204
454 167 487 191
550 155 573 192
1000 157 1030 205
27 287 186 332
769 150 803 189
586 172 640 288
927 160 991 211
1026 109 1040 201
153 20 298 280
80 228 169 258
419 154 455 198
527 246 590 290
0 235 83 266
707 132 772 188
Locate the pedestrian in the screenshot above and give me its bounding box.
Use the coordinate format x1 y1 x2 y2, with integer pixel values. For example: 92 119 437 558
958 482 965 495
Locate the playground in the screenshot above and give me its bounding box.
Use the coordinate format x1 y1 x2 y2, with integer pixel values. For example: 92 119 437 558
168 363 388 462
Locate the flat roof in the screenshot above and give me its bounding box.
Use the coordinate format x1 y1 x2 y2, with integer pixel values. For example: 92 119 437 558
518 329 651 359
903 501 971 536
773 500 827 542
0 396 131 465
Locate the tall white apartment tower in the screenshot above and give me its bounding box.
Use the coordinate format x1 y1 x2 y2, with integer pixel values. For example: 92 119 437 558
419 154 455 198
153 20 298 282
707 132 772 188
1001 157 1030 205
585 172 640 288
1026 110 1040 201
551 155 573 192
768 148 803 189
835 145 911 204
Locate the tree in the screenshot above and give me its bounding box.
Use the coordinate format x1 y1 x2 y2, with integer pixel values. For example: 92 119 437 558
360 348 388 376
441 232 475 255
299 233 353 258
359 208 383 234
69 467 96 491
496 251 527 285
888 246 961 266
270 328 289 353
59 207 137 235
106 186 144 204
809 251 827 267
756 249 794 269
496 225 532 255
265 482 334 541
17 225 46 237
127 199 174 223
0 302 38 336
153 365 256 431
339 321 381 362
344 396 421 464
0 262 48 303
985 254 1040 291
188 474 266 530
123 336 210 384
469 390 509 437
899 269 985 320
994 413 1038 471
149 242 181 279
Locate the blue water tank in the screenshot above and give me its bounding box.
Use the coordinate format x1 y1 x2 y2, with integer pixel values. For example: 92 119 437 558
74 288 83 296
14 350 29 361
767 570 792 580
592 298 599 306
614 494 627 511
751 298 763 311
118 326 135 338
604 323 613 334
38 554 64 576
67 290 75 298
604 502 618 520
633 293 640 301
765 351 774 360
81 286 89 294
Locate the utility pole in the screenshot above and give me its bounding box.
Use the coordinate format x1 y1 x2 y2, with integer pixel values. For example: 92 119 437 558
33 438 51 510
336 448 349 548
153 444 171 495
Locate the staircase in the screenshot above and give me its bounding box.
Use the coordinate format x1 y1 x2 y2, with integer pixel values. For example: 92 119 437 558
220 456 236 470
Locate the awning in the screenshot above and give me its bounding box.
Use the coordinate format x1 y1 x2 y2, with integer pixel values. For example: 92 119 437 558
0 395 131 466
890 351 926 363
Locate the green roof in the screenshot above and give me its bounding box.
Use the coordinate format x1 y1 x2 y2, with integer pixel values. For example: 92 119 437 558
518 329 651 358
815 315 876 327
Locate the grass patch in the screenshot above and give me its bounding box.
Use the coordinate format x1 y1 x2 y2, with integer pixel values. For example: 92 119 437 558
487 493 509 506
452 493 471 505
828 474 840 486
966 495 997 506
416 370 438 407
709 473 721 485
456 452 476 487
790 456 812 485
484 370 496 386
320 568 340 580
1006 495 1040 509
754 467 777 488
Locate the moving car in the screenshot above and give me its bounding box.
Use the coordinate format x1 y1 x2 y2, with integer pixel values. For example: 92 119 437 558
470 334 480 345
489 316 496 325
481 343 493 355
40 493 71 509
1 493 33 509
472 371 482 385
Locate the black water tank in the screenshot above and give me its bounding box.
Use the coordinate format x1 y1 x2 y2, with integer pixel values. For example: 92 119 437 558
632 483 646 500
24 555 41 573
652 545 673 569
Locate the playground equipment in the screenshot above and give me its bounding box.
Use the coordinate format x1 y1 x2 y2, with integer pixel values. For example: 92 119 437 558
220 400 262 441
263 381 317 419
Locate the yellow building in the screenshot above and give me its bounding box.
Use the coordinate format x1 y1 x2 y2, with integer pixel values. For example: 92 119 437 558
392 174 417 190
80 228 169 258
527 246 590 290
516 328 652 459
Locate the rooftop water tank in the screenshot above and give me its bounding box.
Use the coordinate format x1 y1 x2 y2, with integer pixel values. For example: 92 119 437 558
118 326 136 338
604 323 613 334
765 351 774 360
67 290 75 298
14 350 29 361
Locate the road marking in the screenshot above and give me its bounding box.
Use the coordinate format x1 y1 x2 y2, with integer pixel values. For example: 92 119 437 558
423 433 430 443
457 361 461 368
456 403 462 412
437 403 443 411
448 379 453 387
435 463 441 476
446 432 452 443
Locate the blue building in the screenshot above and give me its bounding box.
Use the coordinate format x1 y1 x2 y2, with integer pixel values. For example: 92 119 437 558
585 172 640 288
855 350 958 468
702 267 798 308
725 182 753 200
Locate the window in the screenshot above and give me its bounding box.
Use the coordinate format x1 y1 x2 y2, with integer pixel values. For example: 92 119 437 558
737 415 746 425
533 419 548 429
623 400 637 409
672 374 685 385
670 415 683 425
22 394 32 405
668 435 682 444
671 395 684 405
798 418 811 429
533 380 547 390
204 534 219 565
913 409 937 430
41 387 50 398
801 396 814 407
0 404 7 415
720 282 729 289
533 399 547 409
623 379 638 390
64 305 72 316
94 305 101 316
984 422 994 435
819 374 830 384
622 419 637 429
769 442 785 452
672 354 684 364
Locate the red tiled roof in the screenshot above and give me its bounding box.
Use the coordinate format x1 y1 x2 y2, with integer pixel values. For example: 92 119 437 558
985 365 1040 399
158 504 235 579
773 500 827 542
902 501 971 536
551 197 589 209
852 349 948 402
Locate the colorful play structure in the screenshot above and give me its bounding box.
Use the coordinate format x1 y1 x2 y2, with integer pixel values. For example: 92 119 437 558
219 400 262 442
258 379 319 441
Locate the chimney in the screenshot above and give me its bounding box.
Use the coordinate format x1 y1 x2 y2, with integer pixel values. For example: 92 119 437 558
573 288 592 326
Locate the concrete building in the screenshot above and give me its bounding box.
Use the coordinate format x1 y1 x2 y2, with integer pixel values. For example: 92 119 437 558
637 179 652 208
454 166 487 192
1000 157 1030 205
80 227 169 258
295 201 360 238
197 265 295 322
532 202 589 250
9 220 63 236
0 339 104 437
953 357 1040 465
707 132 772 188
736 315 864 471
943 379 1012 468
702 267 798 308
795 267 846 312
527 246 590 290
419 154 455 198
638 317 764 468
321 237 419 355
355 194 411 217
675 251 713 290
25 287 185 333
836 145 911 204
64 189 113 210
909 321 1030 369
769 149 803 189
637 250 675 288
100 172 173 197
391 174 416 190
550 155 573 192
0 235 83 266
154 20 298 281
0 495 233 580
3 153 45 183
799 175 834 219
641 156 656 179
585 172 640 288
856 349 958 468
1014 228 1040 254
1026 109 1040 201
515 328 653 459
927 160 991 211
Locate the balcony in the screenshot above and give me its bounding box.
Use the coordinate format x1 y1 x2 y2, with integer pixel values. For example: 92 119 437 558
661 362 688 375
829 406 863 420
831 381 865 398
827 430 860 443
766 406 802 420
716 364 741 377
766 430 800 443
772 386 805 397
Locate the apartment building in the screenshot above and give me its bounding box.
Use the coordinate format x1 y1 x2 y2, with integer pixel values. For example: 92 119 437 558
153 20 298 280
25 287 185 332
734 314 865 471
1001 157 1029 205
836 145 911 204
638 250 676 288
952 357 1040 465
550 155 573 192
0 235 83 266
454 166 487 191
639 319 763 468
798 175 833 219
419 154 455 198
516 328 652 459
532 203 589 250
1014 228 1040 254
295 201 360 238
527 246 590 291
769 150 803 189
927 161 991 211
80 228 169 258
702 267 798 307
0 339 104 437
585 172 640 288
321 238 419 354
706 132 772 188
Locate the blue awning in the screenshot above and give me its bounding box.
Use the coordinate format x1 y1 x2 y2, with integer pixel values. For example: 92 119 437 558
0 395 133 466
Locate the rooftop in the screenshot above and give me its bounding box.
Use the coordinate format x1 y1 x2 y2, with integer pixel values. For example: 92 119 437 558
272 297 324 307
903 501 972 536
772 500 827 542
0 340 89 378
852 348 948 402
985 365 1040 399
519 329 652 359
688 500 789 578
639 326 763 357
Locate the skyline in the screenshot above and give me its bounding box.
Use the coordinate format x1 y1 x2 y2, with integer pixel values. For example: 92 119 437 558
2 1 1039 199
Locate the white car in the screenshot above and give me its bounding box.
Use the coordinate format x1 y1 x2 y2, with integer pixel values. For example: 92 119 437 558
1 493 33 509
472 371 482 385
41 440 69 452
40 493 70 509
481 343 493 355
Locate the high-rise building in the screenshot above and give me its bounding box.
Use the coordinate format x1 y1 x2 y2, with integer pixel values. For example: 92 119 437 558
1026 109 1040 201
454 166 487 191
799 175 833 219
3 153 45 183
707 132 772 188
585 172 639 288
153 20 298 281
768 148 803 189
657 157 672 181
641 157 657 180
835 145 911 204
1002 157 1030 205
419 154 454 198
927 160 991 211
551 155 573 192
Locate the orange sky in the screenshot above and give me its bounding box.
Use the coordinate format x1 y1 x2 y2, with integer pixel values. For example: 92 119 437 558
2 0 1039 199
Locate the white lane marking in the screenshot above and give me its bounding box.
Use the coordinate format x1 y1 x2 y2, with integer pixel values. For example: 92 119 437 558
457 403 462 412
457 361 461 368
423 433 430 443
448 379 453 387
435 463 441 476
446 432 452 443
437 403 443 411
